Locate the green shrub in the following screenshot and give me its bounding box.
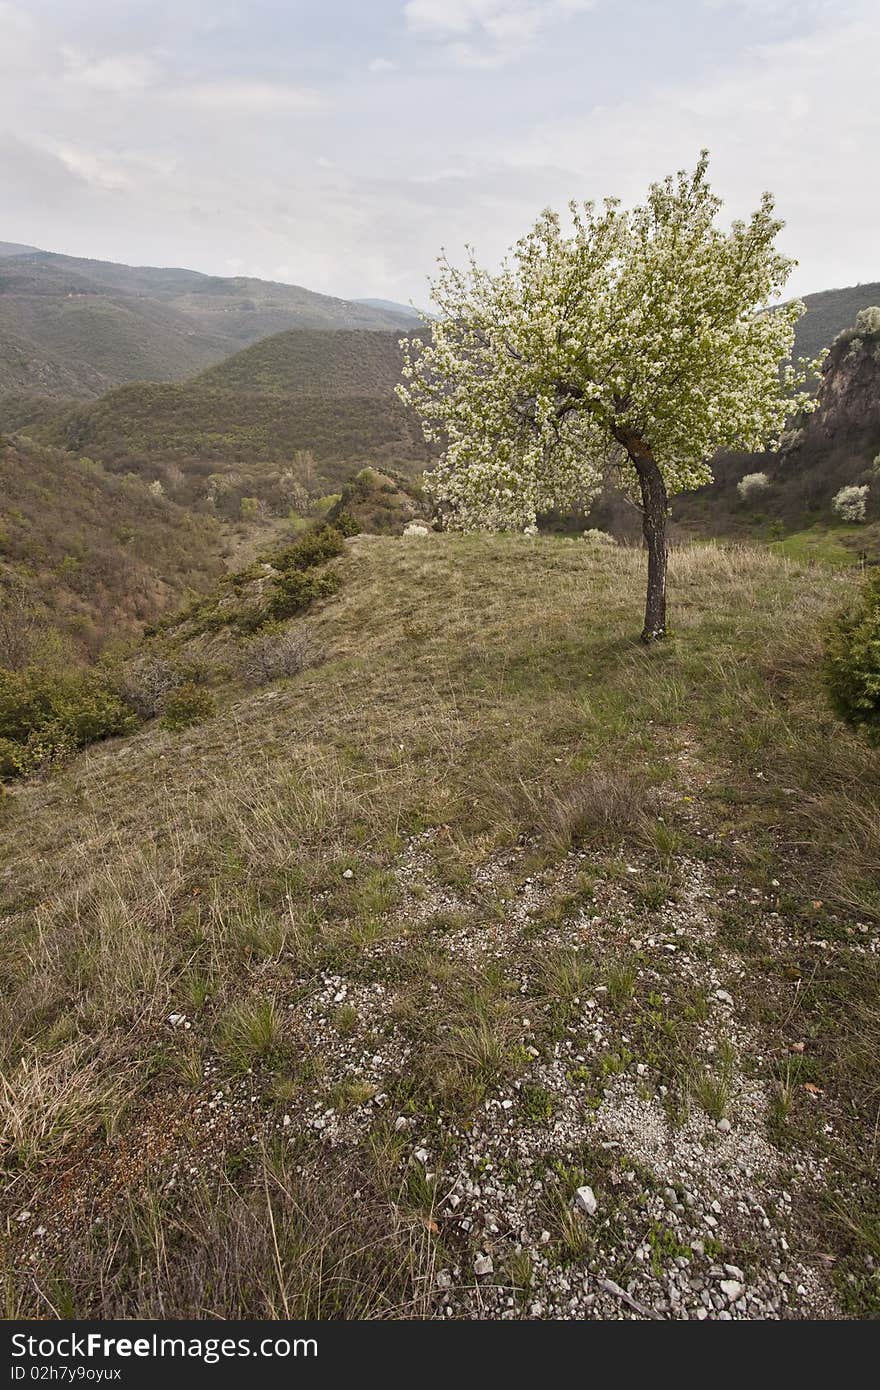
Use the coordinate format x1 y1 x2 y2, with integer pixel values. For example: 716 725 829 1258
160 683 217 731
0 667 136 777
825 570 880 741
275 523 346 573
332 510 361 538
267 568 341 620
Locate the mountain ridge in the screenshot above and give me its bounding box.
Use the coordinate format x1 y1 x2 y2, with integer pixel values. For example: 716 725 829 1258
0 244 425 398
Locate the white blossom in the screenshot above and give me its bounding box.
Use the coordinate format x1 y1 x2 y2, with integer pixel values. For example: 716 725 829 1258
397 153 819 534
737 472 770 503
832 484 869 523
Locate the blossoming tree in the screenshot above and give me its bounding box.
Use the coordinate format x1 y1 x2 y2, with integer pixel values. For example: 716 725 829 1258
397 153 817 641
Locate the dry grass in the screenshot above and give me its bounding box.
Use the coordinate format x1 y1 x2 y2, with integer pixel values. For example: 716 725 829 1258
1 533 877 1315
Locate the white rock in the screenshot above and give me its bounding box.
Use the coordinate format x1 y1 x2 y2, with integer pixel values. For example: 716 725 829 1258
721 1280 745 1301
168 1013 186 1027
414 1147 429 1164
342 868 354 880
436 1269 453 1289
715 989 734 1005
403 522 430 537
717 1118 731 1133
575 1185 598 1217
394 1115 409 1131
474 1254 494 1278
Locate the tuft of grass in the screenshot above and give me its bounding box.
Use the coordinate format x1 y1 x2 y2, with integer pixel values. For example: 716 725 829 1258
606 957 638 1012
217 997 284 1072
535 767 652 852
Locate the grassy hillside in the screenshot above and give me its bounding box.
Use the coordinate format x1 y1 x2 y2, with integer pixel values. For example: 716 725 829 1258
0 435 225 656
0 320 111 398
0 248 425 398
31 380 432 511
196 328 422 397
0 391 81 435
1 535 877 1319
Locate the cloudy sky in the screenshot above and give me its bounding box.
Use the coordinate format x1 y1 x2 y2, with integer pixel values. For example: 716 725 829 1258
1 0 877 305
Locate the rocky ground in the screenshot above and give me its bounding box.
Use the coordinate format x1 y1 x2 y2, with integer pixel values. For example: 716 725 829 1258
11 808 867 1318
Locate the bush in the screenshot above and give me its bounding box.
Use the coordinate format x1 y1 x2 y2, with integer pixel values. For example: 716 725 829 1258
855 306 880 338
581 528 617 546
825 571 880 742
267 568 340 620
117 652 181 719
239 627 313 687
737 471 770 503
274 523 346 573
832 484 869 524
0 667 136 777
332 511 361 538
160 683 216 731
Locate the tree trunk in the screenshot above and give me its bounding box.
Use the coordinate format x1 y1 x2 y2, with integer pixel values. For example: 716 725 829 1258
637 458 668 642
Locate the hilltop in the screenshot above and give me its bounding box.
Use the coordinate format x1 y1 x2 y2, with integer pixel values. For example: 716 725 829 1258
0 245 423 399
1 534 877 1319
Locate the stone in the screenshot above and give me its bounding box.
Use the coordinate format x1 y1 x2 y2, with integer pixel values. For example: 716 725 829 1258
721 1280 745 1301
575 1185 598 1217
342 868 354 880
717 1118 731 1133
715 989 734 1005
474 1254 494 1278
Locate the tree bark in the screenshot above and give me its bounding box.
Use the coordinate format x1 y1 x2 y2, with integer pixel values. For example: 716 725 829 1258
636 457 669 643
613 427 669 642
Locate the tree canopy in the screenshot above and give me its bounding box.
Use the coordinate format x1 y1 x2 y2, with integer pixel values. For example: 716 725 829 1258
397 153 817 537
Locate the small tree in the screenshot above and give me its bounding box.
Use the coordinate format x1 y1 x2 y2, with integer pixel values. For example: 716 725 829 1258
855 306 880 337
737 471 770 504
398 153 817 641
832 484 869 524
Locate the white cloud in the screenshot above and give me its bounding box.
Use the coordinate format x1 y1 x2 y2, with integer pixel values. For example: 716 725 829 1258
403 0 594 66
0 1 37 73
170 80 322 113
0 0 874 310
50 142 133 192
60 48 159 94
494 10 880 296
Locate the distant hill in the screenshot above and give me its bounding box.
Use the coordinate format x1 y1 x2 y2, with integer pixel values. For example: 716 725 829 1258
195 327 426 396
0 241 39 258
26 327 432 517
33 382 430 490
792 282 880 361
0 435 225 656
354 297 424 323
0 245 427 398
